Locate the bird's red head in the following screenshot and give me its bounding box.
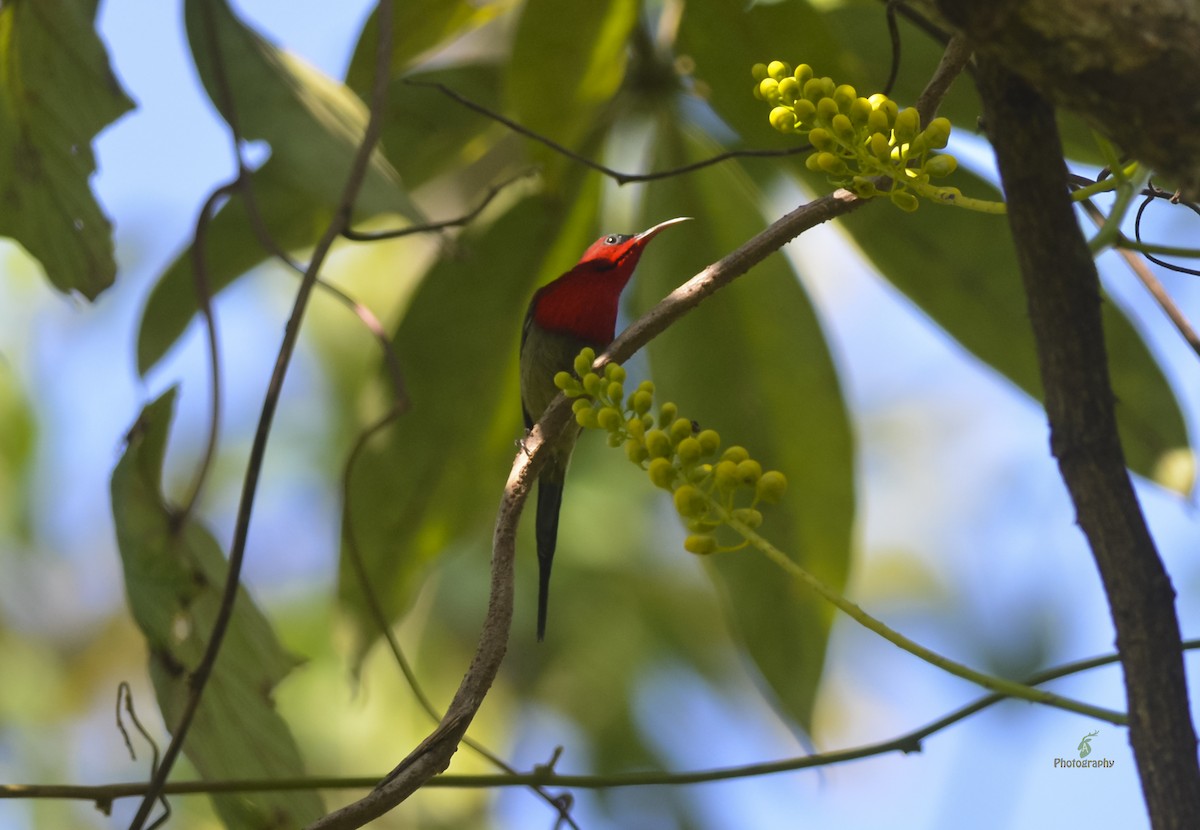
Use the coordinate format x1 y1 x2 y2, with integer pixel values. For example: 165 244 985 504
530 217 690 345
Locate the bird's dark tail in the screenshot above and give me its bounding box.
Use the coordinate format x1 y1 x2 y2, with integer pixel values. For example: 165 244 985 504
535 477 564 641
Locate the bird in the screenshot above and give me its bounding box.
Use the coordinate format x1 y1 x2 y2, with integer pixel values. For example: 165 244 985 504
520 217 690 641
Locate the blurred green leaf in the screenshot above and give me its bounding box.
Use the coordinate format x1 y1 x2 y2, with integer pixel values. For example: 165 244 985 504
136 0 422 376
340 187 601 664
633 129 855 733
508 0 639 156
0 0 133 299
0 359 35 539
111 389 323 829
344 0 505 94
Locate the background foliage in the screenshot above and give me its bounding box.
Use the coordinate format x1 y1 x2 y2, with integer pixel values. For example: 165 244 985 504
1 0 1198 828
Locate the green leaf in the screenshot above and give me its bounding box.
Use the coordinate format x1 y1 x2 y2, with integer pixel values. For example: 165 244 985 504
111 389 323 829
344 0 504 94
633 130 855 733
339 187 601 663
0 358 35 539
508 0 639 154
185 0 414 220
0 0 133 299
136 161 328 376
137 0 423 376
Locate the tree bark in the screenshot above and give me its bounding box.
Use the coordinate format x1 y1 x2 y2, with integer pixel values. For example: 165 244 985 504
976 58 1200 830
924 0 1200 197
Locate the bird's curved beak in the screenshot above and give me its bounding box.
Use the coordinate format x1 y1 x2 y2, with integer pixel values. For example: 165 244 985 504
634 216 692 242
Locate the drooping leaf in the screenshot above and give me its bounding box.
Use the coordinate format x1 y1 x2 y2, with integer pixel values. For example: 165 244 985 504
111 389 323 829
339 187 601 664
508 0 639 160
136 0 421 376
185 0 415 221
633 128 856 733
0 0 133 299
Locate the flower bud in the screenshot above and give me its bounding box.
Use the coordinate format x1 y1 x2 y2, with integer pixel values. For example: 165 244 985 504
669 417 694 444
807 127 836 152
677 436 702 464
751 62 769 81
890 190 919 212
924 153 957 177
673 485 707 518
573 348 596 377
736 459 762 485
625 438 648 465
732 507 764 529
658 402 678 427
684 534 719 555
721 446 749 464
770 106 798 132
645 429 671 459
697 429 721 455
597 406 623 432
648 457 676 489
767 60 791 80
756 470 788 503
604 362 626 383
893 107 920 145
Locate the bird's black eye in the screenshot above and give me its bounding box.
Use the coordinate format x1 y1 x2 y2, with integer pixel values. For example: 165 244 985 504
605 235 618 244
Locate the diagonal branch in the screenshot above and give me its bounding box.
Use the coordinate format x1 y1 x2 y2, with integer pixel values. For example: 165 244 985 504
306 34 977 830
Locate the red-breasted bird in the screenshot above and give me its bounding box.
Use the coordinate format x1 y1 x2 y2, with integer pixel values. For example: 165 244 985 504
520 217 690 641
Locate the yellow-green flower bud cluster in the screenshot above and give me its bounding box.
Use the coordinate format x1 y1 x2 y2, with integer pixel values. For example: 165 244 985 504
751 60 958 211
555 348 789 556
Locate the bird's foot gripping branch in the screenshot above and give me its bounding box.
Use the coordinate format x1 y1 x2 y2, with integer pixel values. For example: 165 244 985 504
753 60 1004 214
556 348 787 556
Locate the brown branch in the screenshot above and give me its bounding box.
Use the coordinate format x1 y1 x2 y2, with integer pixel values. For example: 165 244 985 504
125 2 397 828
305 187 868 830
306 33 978 830
16 639 1200 809
976 58 1200 830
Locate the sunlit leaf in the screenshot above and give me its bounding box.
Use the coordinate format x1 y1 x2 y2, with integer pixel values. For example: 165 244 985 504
344 0 506 94
111 389 323 829
508 0 639 160
0 0 133 298
632 129 855 733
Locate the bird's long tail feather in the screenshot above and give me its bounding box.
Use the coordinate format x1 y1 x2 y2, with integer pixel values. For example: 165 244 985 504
535 477 564 641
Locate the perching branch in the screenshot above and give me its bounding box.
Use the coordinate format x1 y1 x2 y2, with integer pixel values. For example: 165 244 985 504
976 57 1200 830
308 34 982 830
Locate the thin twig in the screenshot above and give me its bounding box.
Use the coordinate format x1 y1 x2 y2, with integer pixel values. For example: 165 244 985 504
14 640 1198 807
403 78 809 186
1077 198 1200 360
126 3 397 828
342 169 538 241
